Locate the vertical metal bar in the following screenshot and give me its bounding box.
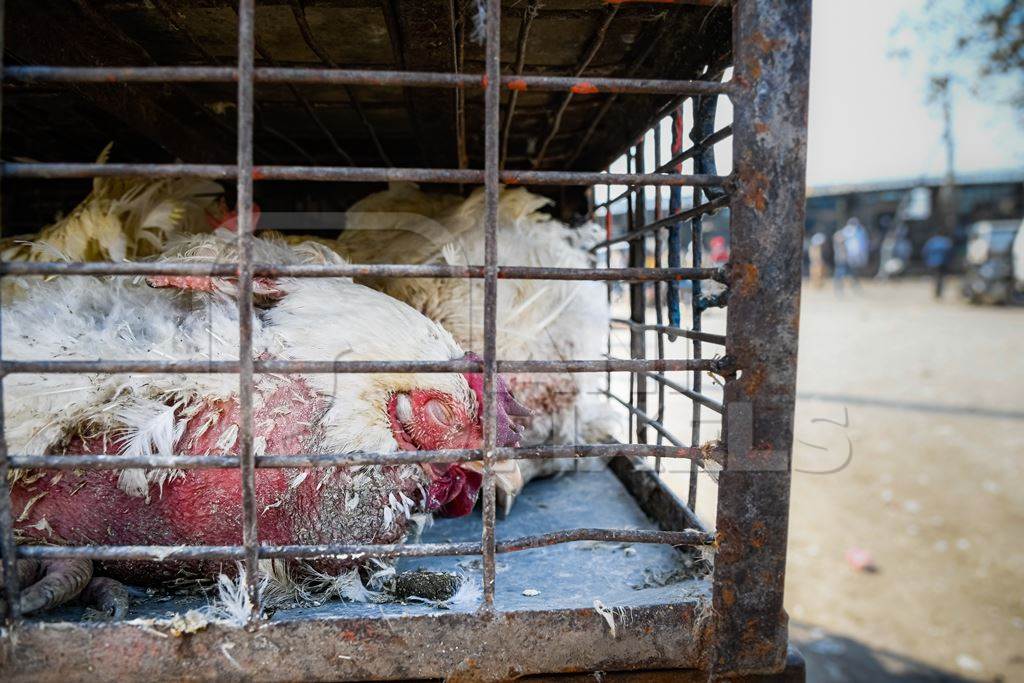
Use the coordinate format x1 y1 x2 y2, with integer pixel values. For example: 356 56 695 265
688 100 704 506
235 0 260 625
630 143 647 445
652 127 666 473
624 149 636 441
666 107 684 331
710 0 812 676
687 209 702 509
480 0 501 611
0 0 22 629
604 181 613 398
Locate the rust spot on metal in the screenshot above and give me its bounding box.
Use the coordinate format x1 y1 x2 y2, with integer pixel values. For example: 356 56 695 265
751 31 784 53
749 520 767 549
571 82 599 94
721 586 736 607
507 79 527 91
730 262 759 296
743 365 766 397
481 75 489 88
251 168 265 181
743 169 769 211
754 122 769 135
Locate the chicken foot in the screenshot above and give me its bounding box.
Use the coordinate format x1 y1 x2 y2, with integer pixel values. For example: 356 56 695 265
0 559 128 618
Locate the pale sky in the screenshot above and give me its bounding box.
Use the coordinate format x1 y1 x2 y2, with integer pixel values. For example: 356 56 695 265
806 0 1023 188
598 0 1023 203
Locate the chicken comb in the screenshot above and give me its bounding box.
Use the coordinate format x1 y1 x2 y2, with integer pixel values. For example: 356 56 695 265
460 352 530 448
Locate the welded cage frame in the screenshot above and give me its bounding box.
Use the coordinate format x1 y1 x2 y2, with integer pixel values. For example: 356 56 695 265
0 0 810 679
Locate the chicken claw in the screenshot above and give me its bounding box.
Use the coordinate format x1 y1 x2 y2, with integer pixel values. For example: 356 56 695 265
2 558 94 615
81 576 130 620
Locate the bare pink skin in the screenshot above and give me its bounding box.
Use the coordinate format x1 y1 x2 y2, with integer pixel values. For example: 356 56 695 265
10 370 525 583
11 378 422 581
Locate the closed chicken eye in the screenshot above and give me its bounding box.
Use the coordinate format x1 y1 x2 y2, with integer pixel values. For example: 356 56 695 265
425 398 453 426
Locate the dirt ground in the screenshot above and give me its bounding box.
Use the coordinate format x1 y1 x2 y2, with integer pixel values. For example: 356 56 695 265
611 277 1023 681
784 278 1024 682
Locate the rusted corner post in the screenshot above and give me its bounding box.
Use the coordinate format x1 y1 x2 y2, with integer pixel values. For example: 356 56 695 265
710 0 811 678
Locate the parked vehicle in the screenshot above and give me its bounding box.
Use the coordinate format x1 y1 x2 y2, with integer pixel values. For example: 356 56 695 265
962 219 1021 304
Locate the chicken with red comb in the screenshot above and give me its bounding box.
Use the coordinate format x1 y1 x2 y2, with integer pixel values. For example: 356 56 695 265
2 230 525 616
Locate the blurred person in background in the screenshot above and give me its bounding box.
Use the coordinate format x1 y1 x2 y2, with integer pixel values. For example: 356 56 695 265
809 232 829 288
923 232 954 299
833 217 868 294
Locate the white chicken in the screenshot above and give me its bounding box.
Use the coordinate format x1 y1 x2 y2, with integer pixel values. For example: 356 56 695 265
0 145 221 265
5 229 526 615
4 170 612 516
338 183 617 510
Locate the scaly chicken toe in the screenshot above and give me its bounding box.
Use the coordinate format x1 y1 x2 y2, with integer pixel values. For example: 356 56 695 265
8 558 94 615
81 576 130 620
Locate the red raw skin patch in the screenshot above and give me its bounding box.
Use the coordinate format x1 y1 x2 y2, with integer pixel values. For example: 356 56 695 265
147 275 217 292
11 377 418 581
147 273 283 299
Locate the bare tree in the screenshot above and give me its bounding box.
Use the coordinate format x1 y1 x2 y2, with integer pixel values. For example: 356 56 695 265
895 0 1023 122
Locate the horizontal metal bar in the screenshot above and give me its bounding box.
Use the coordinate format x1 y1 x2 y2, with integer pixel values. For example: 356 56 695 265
5 66 733 96
0 261 722 283
1 358 724 375
610 318 727 345
5 65 238 82
17 528 713 562
640 371 725 414
0 163 728 188
0 360 241 374
8 444 703 471
1 163 235 179
591 195 731 251
501 170 726 187
0 261 238 277
498 358 721 373
497 266 717 281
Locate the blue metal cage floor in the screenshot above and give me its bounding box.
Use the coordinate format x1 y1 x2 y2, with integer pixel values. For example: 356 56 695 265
34 466 709 623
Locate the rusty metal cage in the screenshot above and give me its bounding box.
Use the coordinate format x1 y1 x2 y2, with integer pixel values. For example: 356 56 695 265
0 0 810 679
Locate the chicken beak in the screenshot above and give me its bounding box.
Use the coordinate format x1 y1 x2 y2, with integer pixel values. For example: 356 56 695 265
461 459 523 518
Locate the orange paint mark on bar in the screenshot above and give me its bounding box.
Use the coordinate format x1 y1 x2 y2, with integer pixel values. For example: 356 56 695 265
605 0 723 4
571 82 599 94
507 79 528 91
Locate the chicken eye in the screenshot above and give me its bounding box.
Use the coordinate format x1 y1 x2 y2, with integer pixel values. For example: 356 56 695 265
425 399 453 425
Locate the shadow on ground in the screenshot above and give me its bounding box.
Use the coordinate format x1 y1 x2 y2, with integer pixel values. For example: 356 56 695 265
793 622 977 682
